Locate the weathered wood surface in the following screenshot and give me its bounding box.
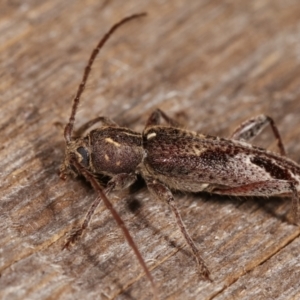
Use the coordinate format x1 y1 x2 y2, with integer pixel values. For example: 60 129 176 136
1 0 300 299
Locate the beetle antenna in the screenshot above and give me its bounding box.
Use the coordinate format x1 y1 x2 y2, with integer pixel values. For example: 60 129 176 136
71 159 158 298
64 13 147 143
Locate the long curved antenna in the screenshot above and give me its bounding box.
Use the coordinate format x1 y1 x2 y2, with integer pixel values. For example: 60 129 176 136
71 158 158 299
64 13 147 143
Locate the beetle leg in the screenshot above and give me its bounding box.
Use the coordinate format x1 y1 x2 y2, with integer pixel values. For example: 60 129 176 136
63 173 137 249
230 114 286 156
213 180 299 224
145 176 211 281
75 116 118 137
145 109 181 128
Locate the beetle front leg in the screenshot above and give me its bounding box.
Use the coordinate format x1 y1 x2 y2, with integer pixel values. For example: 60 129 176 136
230 114 286 156
63 173 137 249
145 108 181 129
212 180 299 224
145 177 211 281
75 116 118 137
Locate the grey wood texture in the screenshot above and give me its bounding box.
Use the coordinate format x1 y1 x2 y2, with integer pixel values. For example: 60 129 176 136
1 0 300 299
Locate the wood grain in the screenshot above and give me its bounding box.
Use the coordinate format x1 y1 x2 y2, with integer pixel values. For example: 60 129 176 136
1 0 300 299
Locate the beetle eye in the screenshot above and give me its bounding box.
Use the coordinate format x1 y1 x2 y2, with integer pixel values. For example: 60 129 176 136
77 147 89 167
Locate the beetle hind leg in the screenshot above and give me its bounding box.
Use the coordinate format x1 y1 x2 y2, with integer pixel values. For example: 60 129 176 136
213 180 299 224
230 114 286 156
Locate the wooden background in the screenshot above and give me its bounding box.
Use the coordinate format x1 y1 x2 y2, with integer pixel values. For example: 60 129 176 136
1 0 300 299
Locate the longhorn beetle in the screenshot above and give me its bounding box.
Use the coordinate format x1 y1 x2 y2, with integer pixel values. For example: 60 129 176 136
60 13 299 298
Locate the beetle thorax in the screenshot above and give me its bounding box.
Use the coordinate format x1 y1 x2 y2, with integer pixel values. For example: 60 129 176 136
88 127 144 176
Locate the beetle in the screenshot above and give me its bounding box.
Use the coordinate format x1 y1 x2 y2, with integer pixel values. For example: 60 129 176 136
60 13 299 298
